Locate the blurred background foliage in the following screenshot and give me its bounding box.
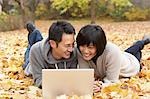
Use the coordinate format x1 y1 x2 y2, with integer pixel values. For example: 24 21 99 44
0 0 150 31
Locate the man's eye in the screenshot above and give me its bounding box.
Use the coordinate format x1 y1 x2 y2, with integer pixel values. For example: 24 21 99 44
65 44 74 48
74 42 76 45
88 46 94 49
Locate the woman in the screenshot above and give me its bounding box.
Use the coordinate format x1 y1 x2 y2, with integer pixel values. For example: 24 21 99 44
76 24 150 90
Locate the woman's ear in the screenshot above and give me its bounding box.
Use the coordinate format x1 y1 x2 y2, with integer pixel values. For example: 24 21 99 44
49 40 57 48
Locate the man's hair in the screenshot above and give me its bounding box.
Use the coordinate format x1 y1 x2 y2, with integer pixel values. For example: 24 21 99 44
48 21 75 43
76 24 107 58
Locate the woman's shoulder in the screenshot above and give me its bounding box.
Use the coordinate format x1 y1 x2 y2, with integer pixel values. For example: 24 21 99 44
98 42 122 59
105 42 121 52
97 42 122 64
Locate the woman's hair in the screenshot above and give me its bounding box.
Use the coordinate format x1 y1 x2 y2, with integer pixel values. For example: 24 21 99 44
76 24 107 58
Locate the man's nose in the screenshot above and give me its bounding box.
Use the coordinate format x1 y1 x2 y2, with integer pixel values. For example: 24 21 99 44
68 46 74 52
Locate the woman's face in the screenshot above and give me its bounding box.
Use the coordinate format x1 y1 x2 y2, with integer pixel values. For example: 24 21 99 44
79 43 97 61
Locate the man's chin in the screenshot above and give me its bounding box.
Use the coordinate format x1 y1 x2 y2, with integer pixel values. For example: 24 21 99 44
64 52 73 59
64 55 70 59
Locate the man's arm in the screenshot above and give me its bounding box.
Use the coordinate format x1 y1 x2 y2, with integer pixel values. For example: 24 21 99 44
30 45 43 88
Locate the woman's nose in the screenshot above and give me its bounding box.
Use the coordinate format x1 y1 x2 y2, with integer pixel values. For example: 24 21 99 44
83 47 89 53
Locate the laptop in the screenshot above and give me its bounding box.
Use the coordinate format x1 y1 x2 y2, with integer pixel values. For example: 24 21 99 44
42 69 94 99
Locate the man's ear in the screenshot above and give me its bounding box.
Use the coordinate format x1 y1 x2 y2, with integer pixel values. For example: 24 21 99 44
49 40 57 48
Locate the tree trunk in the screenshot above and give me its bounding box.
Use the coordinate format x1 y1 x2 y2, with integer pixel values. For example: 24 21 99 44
90 0 96 24
0 0 2 12
15 0 37 27
131 0 150 9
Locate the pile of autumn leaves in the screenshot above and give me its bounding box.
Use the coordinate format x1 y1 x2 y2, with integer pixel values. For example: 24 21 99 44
0 29 150 99
0 30 42 98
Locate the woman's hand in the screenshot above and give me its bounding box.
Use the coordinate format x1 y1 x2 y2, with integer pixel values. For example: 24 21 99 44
93 80 103 93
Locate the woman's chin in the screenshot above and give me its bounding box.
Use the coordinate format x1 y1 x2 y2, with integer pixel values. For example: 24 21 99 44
83 56 92 61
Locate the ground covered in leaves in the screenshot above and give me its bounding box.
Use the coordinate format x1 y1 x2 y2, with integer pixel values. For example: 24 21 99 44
0 20 150 99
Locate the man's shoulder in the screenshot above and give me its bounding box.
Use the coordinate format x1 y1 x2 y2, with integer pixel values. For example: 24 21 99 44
30 41 42 52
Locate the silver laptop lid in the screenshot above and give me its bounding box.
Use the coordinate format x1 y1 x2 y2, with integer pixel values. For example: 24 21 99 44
42 69 94 99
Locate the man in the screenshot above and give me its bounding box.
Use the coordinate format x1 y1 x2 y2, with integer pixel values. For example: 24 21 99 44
29 21 78 88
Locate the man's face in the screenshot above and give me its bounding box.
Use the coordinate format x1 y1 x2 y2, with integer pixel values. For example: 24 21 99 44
79 43 97 61
51 33 75 59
